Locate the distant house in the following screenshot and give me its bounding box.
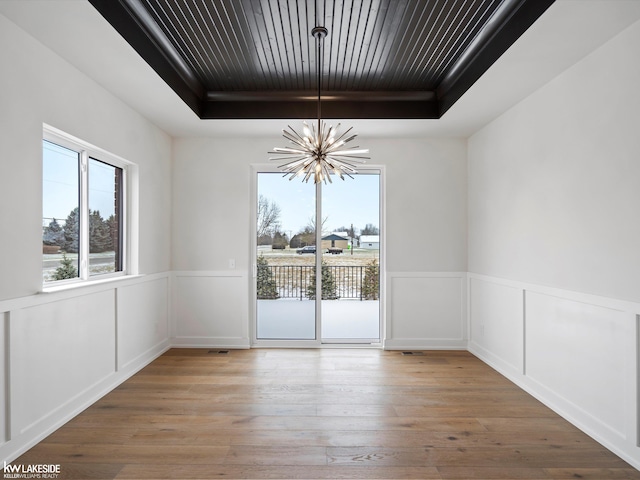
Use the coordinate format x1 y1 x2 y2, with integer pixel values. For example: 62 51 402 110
332 232 349 242
321 233 349 250
360 235 380 249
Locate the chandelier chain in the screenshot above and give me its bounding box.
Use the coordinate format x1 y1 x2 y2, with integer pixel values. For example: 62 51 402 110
269 23 368 184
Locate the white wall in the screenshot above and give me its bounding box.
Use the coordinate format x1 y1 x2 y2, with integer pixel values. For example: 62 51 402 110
172 135 467 272
171 136 468 348
468 18 640 469
0 13 172 463
0 14 172 302
468 21 640 305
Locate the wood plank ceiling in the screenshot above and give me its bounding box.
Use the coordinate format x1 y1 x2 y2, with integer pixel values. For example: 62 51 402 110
88 0 555 119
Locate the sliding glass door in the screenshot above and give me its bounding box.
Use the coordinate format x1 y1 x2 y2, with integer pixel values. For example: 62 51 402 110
255 173 316 340
255 170 381 344
320 173 380 342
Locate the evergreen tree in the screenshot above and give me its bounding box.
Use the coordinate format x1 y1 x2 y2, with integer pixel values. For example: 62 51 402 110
290 230 314 248
43 218 64 246
289 234 304 248
89 210 111 252
257 234 273 246
52 253 78 281
361 258 380 300
256 255 279 299
307 261 339 300
62 207 80 253
106 215 118 253
272 231 288 249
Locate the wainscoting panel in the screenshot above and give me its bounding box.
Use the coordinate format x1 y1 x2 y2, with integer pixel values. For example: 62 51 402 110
526 291 632 440
0 273 171 464
10 290 116 437
468 273 640 470
385 273 466 349
173 272 249 348
117 277 170 370
468 277 524 376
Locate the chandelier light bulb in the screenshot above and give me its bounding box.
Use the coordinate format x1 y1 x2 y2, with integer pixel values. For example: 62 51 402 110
270 121 368 184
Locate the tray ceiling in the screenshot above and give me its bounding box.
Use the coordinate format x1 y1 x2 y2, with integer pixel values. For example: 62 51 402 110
88 0 555 119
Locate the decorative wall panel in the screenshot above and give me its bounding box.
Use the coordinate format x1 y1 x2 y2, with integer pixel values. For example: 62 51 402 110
386 273 466 349
173 273 249 348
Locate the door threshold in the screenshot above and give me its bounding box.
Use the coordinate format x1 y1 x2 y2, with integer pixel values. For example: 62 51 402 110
251 341 383 349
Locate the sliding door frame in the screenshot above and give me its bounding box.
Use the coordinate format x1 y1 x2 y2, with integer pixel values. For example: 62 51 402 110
249 164 386 348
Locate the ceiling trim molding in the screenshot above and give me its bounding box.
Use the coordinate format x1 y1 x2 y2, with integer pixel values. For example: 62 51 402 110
88 0 556 120
89 0 204 115
437 0 556 115
199 99 440 120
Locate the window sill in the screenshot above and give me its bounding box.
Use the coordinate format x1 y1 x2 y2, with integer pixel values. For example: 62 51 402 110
40 274 144 294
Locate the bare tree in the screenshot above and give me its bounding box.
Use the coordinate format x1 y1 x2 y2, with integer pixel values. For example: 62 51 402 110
257 195 281 238
305 215 328 236
361 223 379 235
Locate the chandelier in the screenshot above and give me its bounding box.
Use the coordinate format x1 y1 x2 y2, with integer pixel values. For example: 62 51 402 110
269 26 368 184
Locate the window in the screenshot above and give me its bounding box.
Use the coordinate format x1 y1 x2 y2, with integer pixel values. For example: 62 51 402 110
42 126 134 285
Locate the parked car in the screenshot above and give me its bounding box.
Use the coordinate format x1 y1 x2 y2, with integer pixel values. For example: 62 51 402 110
296 245 316 254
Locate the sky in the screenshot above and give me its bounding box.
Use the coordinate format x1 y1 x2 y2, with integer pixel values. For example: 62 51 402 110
257 172 380 237
43 141 379 234
42 140 118 224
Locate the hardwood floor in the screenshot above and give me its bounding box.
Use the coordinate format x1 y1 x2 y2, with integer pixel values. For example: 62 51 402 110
14 349 640 479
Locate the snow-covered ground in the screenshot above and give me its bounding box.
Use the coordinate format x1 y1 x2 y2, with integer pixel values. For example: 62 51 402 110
257 298 379 342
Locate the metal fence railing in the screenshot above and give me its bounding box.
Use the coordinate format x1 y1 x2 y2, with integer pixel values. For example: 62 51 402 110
258 265 379 300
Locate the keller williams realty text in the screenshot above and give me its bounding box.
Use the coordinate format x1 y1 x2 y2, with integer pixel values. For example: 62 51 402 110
3 462 60 479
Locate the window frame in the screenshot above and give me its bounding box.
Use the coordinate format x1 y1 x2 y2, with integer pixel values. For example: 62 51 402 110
42 124 138 289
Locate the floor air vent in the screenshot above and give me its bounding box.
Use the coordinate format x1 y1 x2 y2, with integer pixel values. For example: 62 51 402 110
208 350 229 354
401 351 424 356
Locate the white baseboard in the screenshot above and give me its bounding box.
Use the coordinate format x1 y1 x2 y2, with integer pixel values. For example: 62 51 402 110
1 343 169 464
170 336 251 349
384 338 467 350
